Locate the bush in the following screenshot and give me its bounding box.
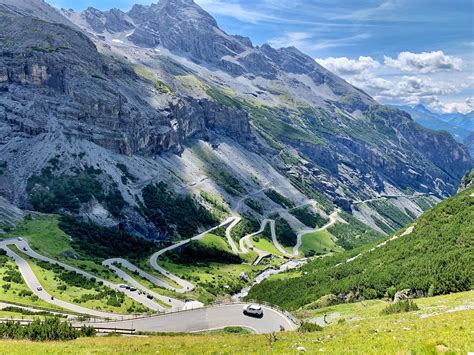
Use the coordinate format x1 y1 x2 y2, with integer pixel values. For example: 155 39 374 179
299 322 323 333
2 306 65 318
245 199 264 214
27 165 125 217
263 216 297 247
381 300 420 315
223 326 250 334
290 207 328 228
264 190 294 208
0 318 95 341
167 240 242 265
59 216 156 260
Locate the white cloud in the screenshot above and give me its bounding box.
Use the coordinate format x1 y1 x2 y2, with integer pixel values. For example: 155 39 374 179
195 0 277 24
315 50 473 114
334 0 400 20
316 56 380 76
387 76 456 97
384 51 463 74
436 97 474 114
269 32 371 52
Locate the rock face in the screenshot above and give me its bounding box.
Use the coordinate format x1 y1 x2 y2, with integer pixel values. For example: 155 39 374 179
393 289 415 302
0 0 472 235
0 196 25 228
0 15 252 157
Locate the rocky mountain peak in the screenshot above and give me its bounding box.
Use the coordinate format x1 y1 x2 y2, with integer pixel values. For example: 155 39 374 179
0 0 75 27
126 0 247 62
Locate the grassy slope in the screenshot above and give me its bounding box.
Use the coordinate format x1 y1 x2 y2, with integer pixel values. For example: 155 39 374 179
0 291 472 354
300 229 343 256
1 215 121 283
0 256 65 312
247 187 474 310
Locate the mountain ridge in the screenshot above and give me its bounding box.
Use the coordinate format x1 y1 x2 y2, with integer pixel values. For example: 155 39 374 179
0 0 472 239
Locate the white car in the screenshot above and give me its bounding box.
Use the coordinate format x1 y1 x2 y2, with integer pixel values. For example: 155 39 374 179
36 286 43 291
243 304 263 318
17 237 23 241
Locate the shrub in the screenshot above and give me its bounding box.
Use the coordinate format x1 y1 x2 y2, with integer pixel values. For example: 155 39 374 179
223 326 250 334
59 216 156 260
264 190 294 208
0 318 95 341
245 199 264 214
27 165 125 217
290 207 328 228
141 182 218 239
299 322 323 333
381 300 420 315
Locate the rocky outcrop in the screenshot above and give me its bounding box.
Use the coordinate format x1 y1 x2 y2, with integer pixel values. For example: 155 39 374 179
0 15 252 158
458 169 474 192
0 196 24 228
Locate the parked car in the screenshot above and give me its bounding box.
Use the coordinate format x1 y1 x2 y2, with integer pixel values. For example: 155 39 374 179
243 304 263 318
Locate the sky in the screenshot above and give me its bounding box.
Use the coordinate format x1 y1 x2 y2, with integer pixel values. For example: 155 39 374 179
49 0 474 114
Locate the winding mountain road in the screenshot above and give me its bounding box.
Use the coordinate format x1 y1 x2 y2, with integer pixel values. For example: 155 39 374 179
0 239 143 319
292 209 341 256
81 303 297 334
149 217 236 292
102 259 185 309
0 236 296 333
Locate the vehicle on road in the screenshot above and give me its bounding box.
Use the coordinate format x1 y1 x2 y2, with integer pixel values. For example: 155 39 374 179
146 294 153 300
36 286 43 291
243 304 263 318
119 284 128 289
17 237 23 241
129 287 137 292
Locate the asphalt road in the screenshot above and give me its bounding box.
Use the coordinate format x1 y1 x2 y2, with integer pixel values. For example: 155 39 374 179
82 304 297 334
292 209 341 256
149 217 235 292
0 239 164 316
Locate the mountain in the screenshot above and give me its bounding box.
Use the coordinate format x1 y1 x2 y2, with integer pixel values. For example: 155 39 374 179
395 104 474 155
0 0 472 239
247 183 474 310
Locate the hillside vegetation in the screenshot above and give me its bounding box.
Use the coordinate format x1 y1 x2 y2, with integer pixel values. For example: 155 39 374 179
247 187 473 310
0 291 471 354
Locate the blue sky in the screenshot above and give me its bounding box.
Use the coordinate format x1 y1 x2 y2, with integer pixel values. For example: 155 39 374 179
49 0 474 113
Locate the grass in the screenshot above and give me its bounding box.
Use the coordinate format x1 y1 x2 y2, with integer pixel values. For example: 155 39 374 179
1 215 70 257
199 234 233 253
155 252 281 303
198 234 259 264
0 292 471 354
0 256 65 312
2 216 122 284
251 237 288 257
300 229 343 257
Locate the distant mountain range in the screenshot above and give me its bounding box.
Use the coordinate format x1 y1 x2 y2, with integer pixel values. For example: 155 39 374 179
393 104 474 154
